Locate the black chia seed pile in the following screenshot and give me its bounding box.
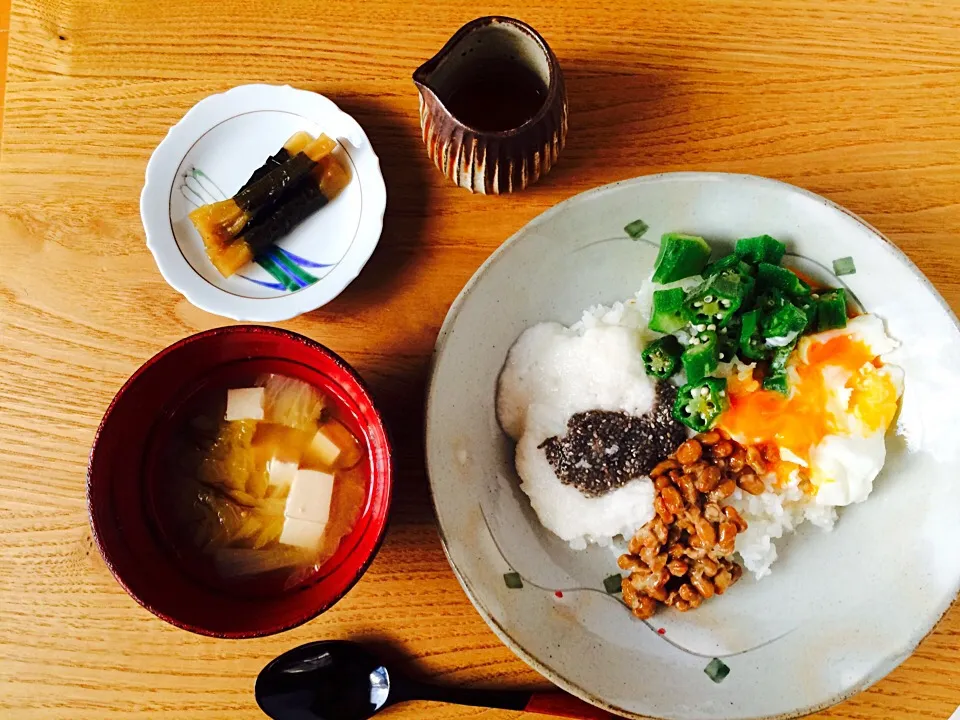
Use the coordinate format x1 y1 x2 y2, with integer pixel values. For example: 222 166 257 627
539 383 687 498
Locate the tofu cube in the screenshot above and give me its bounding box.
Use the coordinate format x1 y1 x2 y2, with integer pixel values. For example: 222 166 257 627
266 458 299 490
284 469 335 527
279 517 325 550
305 428 342 468
225 387 265 421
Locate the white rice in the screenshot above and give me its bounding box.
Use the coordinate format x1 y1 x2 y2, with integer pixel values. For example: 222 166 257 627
728 472 837 579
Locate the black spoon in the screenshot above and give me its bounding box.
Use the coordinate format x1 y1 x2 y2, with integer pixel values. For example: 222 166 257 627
256 640 620 720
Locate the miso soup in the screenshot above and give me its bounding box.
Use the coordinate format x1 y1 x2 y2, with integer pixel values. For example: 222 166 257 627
154 373 369 595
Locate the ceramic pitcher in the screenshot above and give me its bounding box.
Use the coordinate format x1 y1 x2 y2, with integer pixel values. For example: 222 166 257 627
413 17 568 195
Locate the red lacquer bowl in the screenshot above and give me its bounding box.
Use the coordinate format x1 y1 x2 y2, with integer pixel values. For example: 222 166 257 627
87 326 393 638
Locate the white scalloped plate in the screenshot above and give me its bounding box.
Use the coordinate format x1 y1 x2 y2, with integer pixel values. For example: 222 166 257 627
426 173 960 720
141 84 386 321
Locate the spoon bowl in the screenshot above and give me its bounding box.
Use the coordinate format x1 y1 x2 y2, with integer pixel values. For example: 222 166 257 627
257 641 391 720
256 640 620 719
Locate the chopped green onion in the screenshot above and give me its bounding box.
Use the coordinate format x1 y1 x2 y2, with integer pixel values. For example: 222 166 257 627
704 658 730 683
624 218 650 240
833 256 856 276
603 573 623 595
503 572 523 589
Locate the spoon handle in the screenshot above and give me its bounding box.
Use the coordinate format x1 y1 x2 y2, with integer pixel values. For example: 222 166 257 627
413 683 621 719
523 691 624 719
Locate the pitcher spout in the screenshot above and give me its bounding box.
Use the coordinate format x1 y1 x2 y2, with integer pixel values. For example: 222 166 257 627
411 16 568 194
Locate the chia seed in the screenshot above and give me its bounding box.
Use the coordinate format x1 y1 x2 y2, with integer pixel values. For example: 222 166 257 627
539 384 687 498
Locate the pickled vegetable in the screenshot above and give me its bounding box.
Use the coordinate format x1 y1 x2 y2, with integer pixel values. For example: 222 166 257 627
189 133 350 278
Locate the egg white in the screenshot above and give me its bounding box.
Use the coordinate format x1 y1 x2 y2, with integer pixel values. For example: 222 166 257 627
797 313 899 362
802 314 904 506
811 432 887 506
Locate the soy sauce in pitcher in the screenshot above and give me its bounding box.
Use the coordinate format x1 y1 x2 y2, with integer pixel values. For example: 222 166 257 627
413 16 568 193
443 60 547 132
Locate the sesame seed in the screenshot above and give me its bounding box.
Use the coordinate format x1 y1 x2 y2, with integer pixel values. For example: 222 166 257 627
715 313 724 320
704 295 714 303
539 385 687 498
696 324 706 331
693 301 703 308
720 299 732 308
700 387 710 396
719 353 725 360
707 324 716 331
719 390 726 396
690 337 700 345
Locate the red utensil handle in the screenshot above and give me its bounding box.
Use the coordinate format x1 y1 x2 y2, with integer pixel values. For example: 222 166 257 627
524 690 624 719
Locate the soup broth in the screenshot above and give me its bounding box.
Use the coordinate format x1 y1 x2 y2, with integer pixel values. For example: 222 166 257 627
154 372 369 595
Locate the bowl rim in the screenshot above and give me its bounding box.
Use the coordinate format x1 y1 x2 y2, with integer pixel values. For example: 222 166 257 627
140 84 387 322
87 324 394 638
425 171 960 719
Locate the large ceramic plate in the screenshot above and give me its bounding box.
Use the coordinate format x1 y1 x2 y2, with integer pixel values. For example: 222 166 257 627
425 173 960 720
141 84 386 321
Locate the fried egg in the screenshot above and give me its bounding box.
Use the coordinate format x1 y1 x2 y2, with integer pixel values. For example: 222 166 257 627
717 314 903 506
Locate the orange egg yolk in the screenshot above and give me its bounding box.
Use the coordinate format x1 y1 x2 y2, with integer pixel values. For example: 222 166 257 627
719 334 886 461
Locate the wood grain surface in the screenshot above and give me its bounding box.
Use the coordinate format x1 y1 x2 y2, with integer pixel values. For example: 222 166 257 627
0 0 8 141
1 0 959 718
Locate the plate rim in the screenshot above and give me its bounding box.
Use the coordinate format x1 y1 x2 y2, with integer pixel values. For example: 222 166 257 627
140 83 387 321
424 170 960 720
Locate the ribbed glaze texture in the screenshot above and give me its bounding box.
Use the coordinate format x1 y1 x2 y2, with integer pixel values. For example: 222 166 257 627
418 78 568 195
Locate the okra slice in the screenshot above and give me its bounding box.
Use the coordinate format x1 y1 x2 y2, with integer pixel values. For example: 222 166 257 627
761 299 809 339
642 336 683 380
716 318 741 363
763 343 796 395
734 234 786 265
682 273 744 327
681 331 719 383
673 378 729 432
762 372 789 394
703 253 755 278
649 288 687 333
739 309 770 361
817 288 848 331
757 262 810 296
652 233 712 284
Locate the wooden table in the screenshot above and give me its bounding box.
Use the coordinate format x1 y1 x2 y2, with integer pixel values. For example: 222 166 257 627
1 1 958 718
